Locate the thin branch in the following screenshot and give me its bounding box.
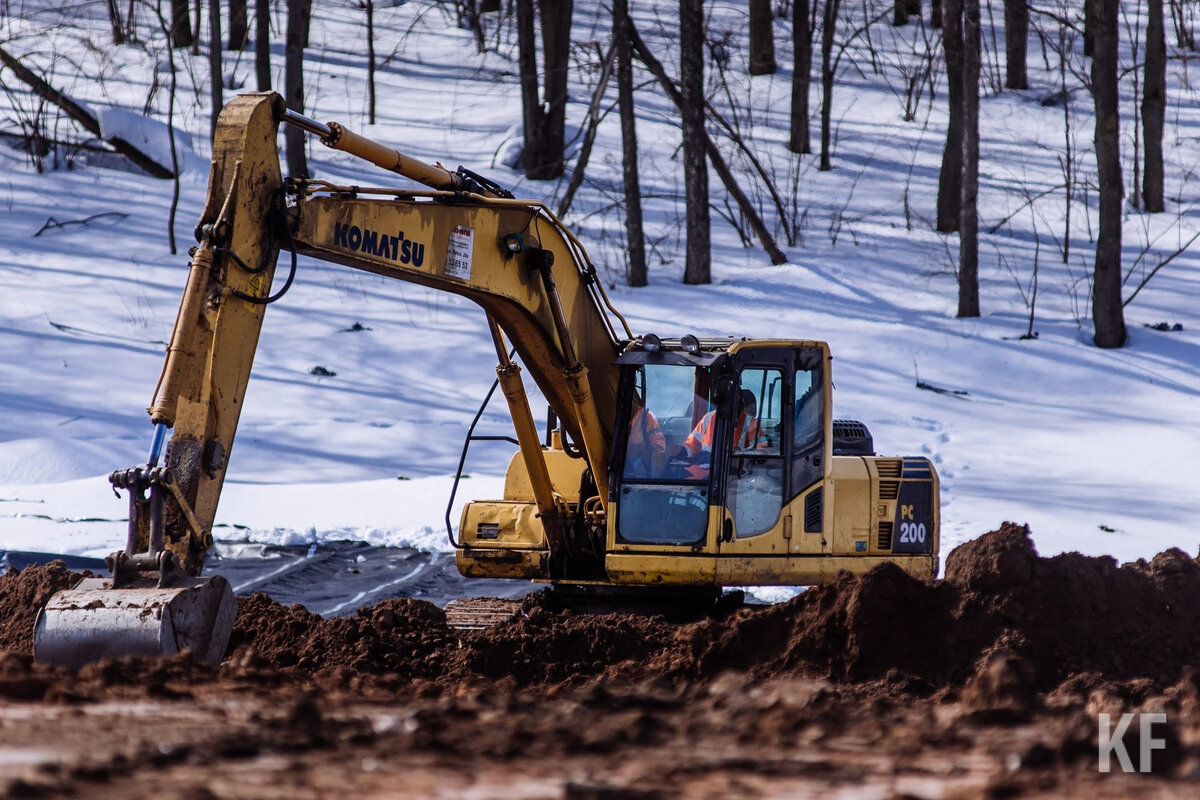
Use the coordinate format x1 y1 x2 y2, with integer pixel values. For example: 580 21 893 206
1122 231 1200 307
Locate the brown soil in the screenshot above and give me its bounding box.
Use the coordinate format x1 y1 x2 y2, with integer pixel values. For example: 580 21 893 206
2 522 1199 798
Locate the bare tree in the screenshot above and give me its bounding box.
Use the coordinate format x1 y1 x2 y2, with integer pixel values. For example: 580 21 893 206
209 0 223 142
171 0 193 48
1143 0 1165 212
614 0 647 286
749 0 777 74
1168 0 1195 49
958 0 980 316
937 0 964 231
819 0 842 171
192 0 202 55
894 0 922 25
256 0 271 91
229 0 249 49
1083 0 1096 56
365 0 377 124
680 0 711 283
458 0 488 53
629 26 787 264
1091 0 1126 347
789 0 813 153
515 0 573 180
104 0 126 45
285 0 311 177
1003 0 1027 89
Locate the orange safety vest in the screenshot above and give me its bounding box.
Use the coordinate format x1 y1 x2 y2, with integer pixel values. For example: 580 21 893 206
629 407 666 453
625 406 667 478
680 410 764 479
681 410 763 458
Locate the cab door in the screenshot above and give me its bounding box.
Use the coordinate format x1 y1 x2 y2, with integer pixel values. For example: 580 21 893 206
721 364 787 546
716 346 830 583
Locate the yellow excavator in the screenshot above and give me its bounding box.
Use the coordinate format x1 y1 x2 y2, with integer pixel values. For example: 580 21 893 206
33 93 939 666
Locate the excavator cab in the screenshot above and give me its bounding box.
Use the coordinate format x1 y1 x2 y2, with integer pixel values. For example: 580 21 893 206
459 334 938 589
602 336 938 587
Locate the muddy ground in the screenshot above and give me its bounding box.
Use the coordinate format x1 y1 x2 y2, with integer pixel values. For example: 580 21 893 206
2 522 1199 798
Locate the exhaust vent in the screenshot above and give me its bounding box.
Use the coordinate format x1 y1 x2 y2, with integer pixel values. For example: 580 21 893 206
804 488 823 533
876 459 902 478
877 522 893 550
879 481 900 500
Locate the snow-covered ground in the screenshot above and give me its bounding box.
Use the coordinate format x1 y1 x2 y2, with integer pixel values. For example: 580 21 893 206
1 1 1198 574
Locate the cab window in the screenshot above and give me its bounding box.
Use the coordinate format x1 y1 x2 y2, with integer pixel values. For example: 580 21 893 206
725 367 784 537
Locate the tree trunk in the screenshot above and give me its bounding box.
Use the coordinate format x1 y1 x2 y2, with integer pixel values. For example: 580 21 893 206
208 0 223 143
164 21 182 252
192 0 202 55
789 0 812 153
1091 0 1126 347
937 0 964 231
1002 0 1027 89
515 0 572 180
1169 0 1195 50
1143 0 1165 212
366 0 377 124
906 0 921 15
105 0 126 45
894 0 909 27
615 0 647 286
229 0 249 49
459 0 487 53
819 0 841 171
958 0 980 317
932 0 942 28
256 0 271 90
680 0 711 284
629 26 788 265
1083 0 1096 57
539 0 573 179
172 0 193 48
515 0 544 178
285 0 310 177
749 0 777 74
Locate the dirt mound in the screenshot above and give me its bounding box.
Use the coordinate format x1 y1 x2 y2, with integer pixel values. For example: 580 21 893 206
226 593 455 678
0 561 83 657
628 522 1200 692
4 524 1200 698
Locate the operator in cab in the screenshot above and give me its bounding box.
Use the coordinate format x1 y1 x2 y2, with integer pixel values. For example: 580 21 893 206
673 389 765 480
624 394 667 478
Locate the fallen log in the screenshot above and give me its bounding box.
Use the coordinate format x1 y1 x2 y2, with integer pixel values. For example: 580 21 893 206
0 45 174 178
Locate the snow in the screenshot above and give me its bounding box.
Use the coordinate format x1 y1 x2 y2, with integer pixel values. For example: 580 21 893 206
1 1 1198 583
96 107 194 173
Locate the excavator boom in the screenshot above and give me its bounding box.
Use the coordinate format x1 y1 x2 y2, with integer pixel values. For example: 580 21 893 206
34 92 634 665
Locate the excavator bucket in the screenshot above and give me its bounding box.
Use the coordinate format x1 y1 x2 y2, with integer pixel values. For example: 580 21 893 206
33 570 237 668
31 450 238 669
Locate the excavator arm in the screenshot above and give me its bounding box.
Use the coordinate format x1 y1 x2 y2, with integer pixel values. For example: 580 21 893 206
33 92 635 667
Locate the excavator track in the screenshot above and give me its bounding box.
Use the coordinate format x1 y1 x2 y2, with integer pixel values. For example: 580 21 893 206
443 597 524 630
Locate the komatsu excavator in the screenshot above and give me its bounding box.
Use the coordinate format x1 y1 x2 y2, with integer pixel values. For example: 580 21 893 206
33 93 938 666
